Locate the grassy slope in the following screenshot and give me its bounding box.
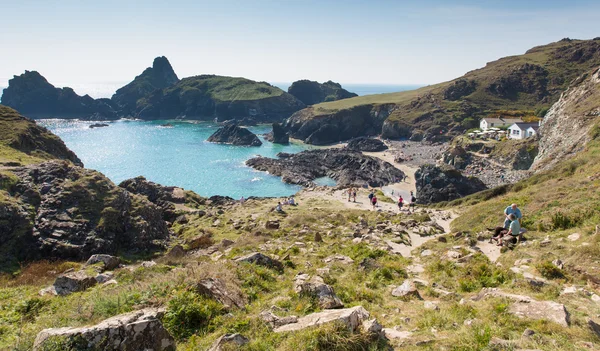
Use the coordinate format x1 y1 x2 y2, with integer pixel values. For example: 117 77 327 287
171 75 285 102
305 39 600 131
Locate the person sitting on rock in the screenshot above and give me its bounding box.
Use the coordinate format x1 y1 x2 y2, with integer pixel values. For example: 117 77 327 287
498 213 521 246
503 203 522 229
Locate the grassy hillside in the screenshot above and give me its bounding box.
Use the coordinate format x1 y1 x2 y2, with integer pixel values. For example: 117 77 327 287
295 38 600 139
171 75 285 102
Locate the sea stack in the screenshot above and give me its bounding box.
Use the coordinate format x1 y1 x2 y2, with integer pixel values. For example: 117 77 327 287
264 123 289 144
207 123 262 146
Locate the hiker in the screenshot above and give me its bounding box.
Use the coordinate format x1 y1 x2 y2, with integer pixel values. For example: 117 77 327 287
398 195 404 212
499 213 521 246
409 194 417 213
371 194 378 209
368 190 374 203
347 188 353 202
352 188 357 202
503 203 522 229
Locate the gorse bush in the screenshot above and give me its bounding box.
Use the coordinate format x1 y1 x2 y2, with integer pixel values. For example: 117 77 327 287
163 290 224 340
536 261 566 280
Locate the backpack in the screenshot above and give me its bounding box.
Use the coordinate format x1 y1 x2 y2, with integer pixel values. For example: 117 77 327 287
368 193 374 200
411 196 416 203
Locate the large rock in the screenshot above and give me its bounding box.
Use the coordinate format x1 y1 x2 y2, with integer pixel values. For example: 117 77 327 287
264 122 289 144
53 270 97 296
415 164 487 204
532 67 600 171
208 333 249 351
111 56 179 116
1 161 169 265
287 80 357 105
274 306 370 333
294 275 344 309
33 308 175 351
235 252 283 271
207 124 262 146
195 278 246 309
391 280 423 299
86 254 121 271
345 137 388 152
473 288 570 327
246 149 404 187
1 71 118 120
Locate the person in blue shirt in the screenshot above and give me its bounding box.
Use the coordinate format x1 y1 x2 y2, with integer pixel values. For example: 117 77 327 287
499 214 522 246
504 203 522 229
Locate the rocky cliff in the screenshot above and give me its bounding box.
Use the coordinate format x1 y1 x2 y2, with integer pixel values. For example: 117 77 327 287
532 67 600 171
0 105 82 166
1 71 118 119
111 56 179 116
415 164 487 204
287 80 357 105
286 38 600 144
264 122 289 144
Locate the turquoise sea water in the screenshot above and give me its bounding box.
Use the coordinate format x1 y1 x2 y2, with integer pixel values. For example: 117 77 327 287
38 119 313 198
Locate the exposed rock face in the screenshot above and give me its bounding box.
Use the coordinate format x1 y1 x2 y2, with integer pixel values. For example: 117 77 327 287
0 161 169 266
1 71 118 119
53 270 97 296
0 105 83 166
111 56 179 116
444 79 477 100
415 164 487 204
294 275 344 309
391 280 422 299
274 306 370 333
119 176 191 222
345 137 388 152
287 80 357 105
86 254 121 271
264 122 289 144
235 252 284 271
208 334 249 351
285 104 395 145
195 278 246 309
33 308 175 351
487 63 550 100
134 75 305 122
532 67 600 171
207 124 262 146
246 149 404 187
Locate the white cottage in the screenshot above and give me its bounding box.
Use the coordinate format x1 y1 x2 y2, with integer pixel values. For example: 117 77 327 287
508 122 540 140
479 117 522 131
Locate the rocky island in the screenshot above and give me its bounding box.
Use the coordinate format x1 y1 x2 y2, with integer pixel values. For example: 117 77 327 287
207 123 262 146
264 122 289 144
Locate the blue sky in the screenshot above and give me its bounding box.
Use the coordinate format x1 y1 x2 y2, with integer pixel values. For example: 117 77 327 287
1 0 598 96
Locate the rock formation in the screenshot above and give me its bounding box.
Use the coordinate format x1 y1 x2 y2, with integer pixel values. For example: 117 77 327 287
0 160 169 266
415 164 487 204
246 149 404 187
532 67 600 171
345 137 388 152
1 71 118 119
264 122 289 144
111 56 179 116
207 124 262 146
287 80 357 105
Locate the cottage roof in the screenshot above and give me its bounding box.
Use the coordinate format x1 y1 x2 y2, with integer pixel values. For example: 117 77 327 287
482 117 522 124
510 122 539 130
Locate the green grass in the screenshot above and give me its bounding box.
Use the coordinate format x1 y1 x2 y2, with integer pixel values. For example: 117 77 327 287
169 75 285 102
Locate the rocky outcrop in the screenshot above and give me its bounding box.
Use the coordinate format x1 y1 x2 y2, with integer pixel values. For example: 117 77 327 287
264 122 289 144
415 164 487 204
294 274 344 309
287 80 357 105
532 67 600 171
208 334 249 351
443 79 477 100
235 252 283 271
246 149 404 187
345 137 388 152
274 306 370 333
195 278 246 309
53 270 98 296
0 161 169 266
0 105 82 166
134 75 305 122
111 56 179 116
207 124 262 146
33 308 175 351
284 104 395 145
1 71 118 120
86 254 121 271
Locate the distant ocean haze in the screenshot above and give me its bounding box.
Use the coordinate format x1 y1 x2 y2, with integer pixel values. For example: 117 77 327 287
1 82 423 100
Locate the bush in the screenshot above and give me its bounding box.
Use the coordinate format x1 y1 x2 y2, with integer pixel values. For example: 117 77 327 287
163 290 225 340
536 261 565 280
14 297 49 321
281 321 386 351
551 212 581 230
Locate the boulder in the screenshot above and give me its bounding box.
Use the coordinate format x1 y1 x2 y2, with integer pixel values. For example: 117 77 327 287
473 288 570 327
86 254 121 271
32 308 175 351
235 252 283 271
294 275 344 309
264 123 289 144
345 137 388 152
383 328 412 340
195 278 246 309
362 319 383 334
208 333 249 351
53 271 97 296
323 255 354 265
207 124 262 146
184 233 214 250
259 310 298 327
415 164 487 204
166 245 185 258
274 306 370 333
391 280 423 299
265 220 280 229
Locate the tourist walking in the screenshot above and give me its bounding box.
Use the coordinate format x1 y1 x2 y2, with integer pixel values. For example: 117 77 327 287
398 195 404 212
371 194 378 210
352 188 357 202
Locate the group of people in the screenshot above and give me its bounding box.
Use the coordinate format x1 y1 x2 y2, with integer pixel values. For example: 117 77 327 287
346 188 358 202
275 197 297 212
490 203 523 246
397 191 417 213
